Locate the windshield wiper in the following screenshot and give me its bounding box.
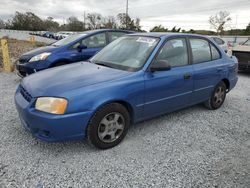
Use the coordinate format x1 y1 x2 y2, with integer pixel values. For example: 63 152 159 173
94 62 112 68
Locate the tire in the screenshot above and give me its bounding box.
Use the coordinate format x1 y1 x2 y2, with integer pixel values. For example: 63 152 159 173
204 81 227 110
87 103 130 149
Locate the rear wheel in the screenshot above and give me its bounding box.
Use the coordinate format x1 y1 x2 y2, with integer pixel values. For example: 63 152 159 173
87 103 130 149
204 81 227 110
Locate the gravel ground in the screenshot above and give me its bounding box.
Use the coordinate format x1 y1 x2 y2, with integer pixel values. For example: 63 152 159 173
0 72 250 188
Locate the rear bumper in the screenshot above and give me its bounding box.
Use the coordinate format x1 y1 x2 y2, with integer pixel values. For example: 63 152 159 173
238 62 250 70
15 89 93 142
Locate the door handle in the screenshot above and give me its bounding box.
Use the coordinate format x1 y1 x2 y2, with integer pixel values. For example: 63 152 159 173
183 73 191 80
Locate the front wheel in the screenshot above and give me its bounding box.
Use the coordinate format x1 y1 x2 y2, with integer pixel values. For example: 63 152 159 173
204 81 227 110
87 103 130 149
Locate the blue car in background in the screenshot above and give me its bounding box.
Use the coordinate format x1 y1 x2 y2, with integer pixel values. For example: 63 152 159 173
16 29 132 77
15 33 238 149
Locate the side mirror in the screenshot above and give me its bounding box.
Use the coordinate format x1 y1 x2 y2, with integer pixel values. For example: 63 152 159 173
77 44 87 52
150 60 171 72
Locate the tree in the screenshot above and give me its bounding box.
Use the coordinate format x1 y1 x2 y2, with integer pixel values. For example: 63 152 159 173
150 25 168 32
171 26 181 32
117 13 142 31
0 19 5 29
103 16 117 29
43 17 59 31
66 16 84 31
209 11 231 35
245 23 250 35
7 11 44 31
87 13 102 29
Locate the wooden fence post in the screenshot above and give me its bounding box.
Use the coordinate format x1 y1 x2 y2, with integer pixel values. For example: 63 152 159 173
1 39 11 72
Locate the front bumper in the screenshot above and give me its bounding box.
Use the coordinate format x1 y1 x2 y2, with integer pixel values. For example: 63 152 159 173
14 88 93 142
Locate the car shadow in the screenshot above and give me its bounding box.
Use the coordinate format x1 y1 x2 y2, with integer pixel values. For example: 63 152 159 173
23 103 208 155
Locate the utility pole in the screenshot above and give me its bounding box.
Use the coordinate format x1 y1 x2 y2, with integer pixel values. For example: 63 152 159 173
126 0 128 29
83 11 86 30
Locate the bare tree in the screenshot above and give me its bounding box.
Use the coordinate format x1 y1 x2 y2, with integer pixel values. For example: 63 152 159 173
87 13 102 29
209 11 231 35
0 19 5 29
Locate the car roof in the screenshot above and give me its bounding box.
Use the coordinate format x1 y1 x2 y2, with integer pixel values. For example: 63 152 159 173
79 29 134 35
129 32 210 39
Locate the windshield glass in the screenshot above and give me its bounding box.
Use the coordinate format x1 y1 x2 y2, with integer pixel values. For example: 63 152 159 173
52 34 86 46
91 36 159 71
243 39 250 46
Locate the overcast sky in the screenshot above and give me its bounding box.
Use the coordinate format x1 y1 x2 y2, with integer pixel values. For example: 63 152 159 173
0 0 249 31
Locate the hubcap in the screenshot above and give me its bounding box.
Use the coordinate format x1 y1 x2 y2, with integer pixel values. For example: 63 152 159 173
213 86 225 106
98 112 125 143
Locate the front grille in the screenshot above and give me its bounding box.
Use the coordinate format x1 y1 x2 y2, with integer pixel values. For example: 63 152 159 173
20 85 32 102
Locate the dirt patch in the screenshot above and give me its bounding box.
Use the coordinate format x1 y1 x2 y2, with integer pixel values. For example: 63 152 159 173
0 38 46 70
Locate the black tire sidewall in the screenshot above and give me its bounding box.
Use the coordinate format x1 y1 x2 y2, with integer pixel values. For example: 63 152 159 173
210 81 227 109
87 103 130 149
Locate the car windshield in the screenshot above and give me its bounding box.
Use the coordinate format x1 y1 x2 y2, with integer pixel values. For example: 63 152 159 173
52 34 86 46
90 36 159 71
243 39 250 46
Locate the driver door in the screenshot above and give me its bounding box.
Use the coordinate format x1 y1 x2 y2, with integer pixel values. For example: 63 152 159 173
143 37 193 118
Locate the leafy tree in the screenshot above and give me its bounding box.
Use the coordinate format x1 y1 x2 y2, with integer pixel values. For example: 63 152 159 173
7 11 44 31
209 11 231 35
66 16 84 31
43 17 59 31
245 23 250 35
117 13 141 31
150 25 168 32
171 26 181 32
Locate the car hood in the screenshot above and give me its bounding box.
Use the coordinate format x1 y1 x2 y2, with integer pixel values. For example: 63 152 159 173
19 45 59 62
21 62 132 97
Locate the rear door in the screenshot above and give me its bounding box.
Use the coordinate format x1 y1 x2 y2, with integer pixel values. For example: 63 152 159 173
189 37 226 103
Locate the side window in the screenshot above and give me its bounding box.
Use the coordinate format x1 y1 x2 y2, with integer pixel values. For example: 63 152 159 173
213 37 225 45
109 32 126 42
82 33 107 48
155 38 188 67
211 44 220 60
190 38 211 64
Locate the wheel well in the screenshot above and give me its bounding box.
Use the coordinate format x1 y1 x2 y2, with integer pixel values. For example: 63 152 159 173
114 100 134 124
222 78 230 91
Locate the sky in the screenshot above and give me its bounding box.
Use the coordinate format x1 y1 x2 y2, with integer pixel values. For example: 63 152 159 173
0 0 249 31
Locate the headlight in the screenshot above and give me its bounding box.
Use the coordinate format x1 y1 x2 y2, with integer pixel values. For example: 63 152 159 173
35 97 68 115
29 52 51 62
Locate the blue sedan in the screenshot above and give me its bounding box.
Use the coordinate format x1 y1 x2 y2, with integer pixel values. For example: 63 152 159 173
15 33 238 149
16 29 132 77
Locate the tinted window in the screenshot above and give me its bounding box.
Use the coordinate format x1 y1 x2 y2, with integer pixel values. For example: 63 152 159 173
212 37 225 45
82 33 107 48
155 38 188 67
109 32 126 42
211 44 220 60
190 38 211 64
